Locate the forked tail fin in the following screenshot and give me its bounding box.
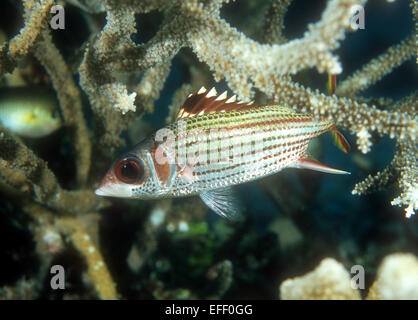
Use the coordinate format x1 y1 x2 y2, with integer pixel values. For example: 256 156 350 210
330 125 351 153
327 74 337 95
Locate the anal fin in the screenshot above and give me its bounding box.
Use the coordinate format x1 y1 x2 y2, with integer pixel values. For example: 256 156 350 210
295 158 350 175
200 187 242 221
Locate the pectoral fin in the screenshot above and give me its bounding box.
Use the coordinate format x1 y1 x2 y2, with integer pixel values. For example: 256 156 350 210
294 158 350 175
200 187 242 221
178 165 199 183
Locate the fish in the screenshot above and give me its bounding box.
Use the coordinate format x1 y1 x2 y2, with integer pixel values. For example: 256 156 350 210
95 87 351 219
0 87 61 138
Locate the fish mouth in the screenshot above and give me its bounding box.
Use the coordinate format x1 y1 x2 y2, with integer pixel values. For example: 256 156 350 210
94 182 111 197
94 174 111 196
94 187 107 196
94 184 133 198
94 174 133 198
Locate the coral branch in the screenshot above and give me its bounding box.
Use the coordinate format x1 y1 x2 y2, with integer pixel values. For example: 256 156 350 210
34 30 91 186
8 0 54 59
336 35 415 96
261 0 293 44
269 78 416 149
0 0 55 75
135 62 172 113
353 139 417 218
0 127 106 213
57 217 118 299
189 0 366 99
166 83 192 124
389 91 417 115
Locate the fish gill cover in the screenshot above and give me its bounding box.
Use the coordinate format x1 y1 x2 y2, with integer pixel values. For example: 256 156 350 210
0 0 416 300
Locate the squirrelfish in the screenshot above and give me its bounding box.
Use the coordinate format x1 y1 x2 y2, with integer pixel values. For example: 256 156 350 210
95 87 350 219
0 87 61 138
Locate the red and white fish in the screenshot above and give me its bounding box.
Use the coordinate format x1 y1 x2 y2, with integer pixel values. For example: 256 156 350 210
95 87 350 219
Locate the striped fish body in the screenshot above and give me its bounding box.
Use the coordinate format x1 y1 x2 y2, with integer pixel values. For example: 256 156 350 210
156 106 334 197
95 87 350 219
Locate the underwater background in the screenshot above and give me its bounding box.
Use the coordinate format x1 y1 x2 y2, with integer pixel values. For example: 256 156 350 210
0 0 417 299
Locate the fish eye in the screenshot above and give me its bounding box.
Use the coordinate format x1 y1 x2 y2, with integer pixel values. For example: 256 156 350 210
51 110 59 119
114 157 144 184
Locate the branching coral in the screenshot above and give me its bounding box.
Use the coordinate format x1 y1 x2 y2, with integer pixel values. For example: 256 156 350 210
0 0 111 299
34 30 91 186
336 35 415 97
56 216 118 299
1 0 54 74
0 0 416 300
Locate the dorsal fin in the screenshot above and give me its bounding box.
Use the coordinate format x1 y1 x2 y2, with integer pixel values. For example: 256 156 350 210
176 87 256 120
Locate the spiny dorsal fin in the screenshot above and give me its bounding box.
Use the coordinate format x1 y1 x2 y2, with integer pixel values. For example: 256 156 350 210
176 86 256 120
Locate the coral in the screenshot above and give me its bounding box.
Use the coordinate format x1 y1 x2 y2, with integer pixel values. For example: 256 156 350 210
279 258 361 300
367 253 418 300
0 129 105 213
336 35 415 96
1 0 54 74
280 253 418 300
33 30 91 185
261 0 292 45
353 139 417 218
0 0 111 299
56 217 118 299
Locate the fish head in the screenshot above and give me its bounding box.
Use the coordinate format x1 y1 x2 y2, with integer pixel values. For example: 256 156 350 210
95 153 147 198
33 105 62 134
95 140 167 199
